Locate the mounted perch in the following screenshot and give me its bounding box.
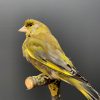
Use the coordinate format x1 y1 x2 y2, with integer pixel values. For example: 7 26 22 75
25 73 61 100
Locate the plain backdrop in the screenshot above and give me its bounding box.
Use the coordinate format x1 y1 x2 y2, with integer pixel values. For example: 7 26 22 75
0 0 100 100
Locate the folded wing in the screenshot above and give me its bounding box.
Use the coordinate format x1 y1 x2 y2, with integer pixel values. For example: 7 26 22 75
26 38 78 76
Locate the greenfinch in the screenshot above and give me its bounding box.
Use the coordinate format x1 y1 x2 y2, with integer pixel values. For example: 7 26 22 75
19 19 100 100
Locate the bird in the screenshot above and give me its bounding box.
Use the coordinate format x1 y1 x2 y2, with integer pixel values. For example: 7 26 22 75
19 19 100 100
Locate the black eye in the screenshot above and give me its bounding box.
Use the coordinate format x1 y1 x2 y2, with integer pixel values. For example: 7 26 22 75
29 23 33 26
26 23 33 27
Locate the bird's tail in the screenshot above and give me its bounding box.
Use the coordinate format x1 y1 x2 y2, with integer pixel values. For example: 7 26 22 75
57 73 100 100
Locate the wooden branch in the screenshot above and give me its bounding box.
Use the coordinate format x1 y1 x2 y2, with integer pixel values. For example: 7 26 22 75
48 80 61 100
25 73 61 100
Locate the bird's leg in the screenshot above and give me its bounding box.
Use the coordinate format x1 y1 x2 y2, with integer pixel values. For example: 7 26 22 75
25 73 61 100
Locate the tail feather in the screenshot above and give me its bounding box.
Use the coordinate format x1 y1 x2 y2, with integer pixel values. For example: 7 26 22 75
57 73 100 100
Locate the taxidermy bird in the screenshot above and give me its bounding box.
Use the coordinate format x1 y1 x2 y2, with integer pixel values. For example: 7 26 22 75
19 19 100 100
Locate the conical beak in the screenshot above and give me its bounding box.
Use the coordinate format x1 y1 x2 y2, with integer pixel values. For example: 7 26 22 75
18 26 28 32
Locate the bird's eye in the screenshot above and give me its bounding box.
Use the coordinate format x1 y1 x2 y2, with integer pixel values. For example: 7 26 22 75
26 23 33 27
28 23 33 26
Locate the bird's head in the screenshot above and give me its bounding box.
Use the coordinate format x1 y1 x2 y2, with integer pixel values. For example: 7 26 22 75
18 19 50 37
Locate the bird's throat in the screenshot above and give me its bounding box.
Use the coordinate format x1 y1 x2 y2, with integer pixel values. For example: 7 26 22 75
26 32 31 38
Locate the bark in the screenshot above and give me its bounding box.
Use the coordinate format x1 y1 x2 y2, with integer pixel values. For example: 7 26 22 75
25 73 61 100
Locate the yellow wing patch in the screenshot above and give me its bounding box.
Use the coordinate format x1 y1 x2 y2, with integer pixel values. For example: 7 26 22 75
60 53 73 67
26 48 73 76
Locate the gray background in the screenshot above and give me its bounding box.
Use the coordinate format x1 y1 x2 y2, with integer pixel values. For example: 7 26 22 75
0 0 100 100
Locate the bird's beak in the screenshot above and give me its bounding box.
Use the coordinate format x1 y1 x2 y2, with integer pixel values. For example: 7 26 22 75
18 26 28 33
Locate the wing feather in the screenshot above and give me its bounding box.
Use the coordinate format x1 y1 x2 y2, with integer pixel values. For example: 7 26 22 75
26 38 77 76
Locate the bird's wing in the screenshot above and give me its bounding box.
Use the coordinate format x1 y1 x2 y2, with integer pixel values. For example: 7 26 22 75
26 38 78 76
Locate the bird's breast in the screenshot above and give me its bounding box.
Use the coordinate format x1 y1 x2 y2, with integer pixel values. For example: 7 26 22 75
22 39 31 61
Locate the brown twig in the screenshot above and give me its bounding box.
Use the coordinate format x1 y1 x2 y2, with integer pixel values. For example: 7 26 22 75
25 73 61 100
48 80 61 100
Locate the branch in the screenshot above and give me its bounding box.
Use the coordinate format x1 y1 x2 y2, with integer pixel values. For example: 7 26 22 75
25 73 61 100
48 80 61 100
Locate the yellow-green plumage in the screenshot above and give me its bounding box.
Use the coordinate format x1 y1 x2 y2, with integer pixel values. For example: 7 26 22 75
19 19 100 100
